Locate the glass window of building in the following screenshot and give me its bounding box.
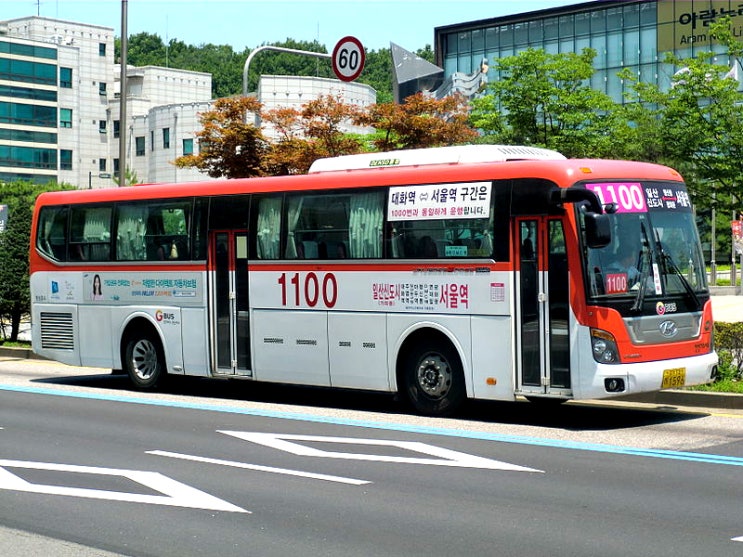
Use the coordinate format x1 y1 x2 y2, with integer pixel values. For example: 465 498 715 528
528 20 542 43
575 12 590 36
472 28 484 52
182 138 194 155
59 108 72 128
60 149 72 170
99 158 106 171
60 67 72 88
162 127 170 149
544 17 559 40
135 136 145 156
98 43 106 56
623 3 640 28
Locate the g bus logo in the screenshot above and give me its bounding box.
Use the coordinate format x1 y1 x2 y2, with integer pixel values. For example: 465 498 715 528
155 310 175 322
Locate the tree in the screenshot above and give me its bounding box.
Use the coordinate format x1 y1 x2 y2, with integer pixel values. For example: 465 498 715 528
262 94 366 175
470 48 626 158
122 33 415 102
0 182 67 342
112 167 140 187
622 18 743 215
174 96 268 178
362 92 478 151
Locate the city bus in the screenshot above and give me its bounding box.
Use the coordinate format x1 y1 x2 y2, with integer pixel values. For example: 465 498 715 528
29 145 717 416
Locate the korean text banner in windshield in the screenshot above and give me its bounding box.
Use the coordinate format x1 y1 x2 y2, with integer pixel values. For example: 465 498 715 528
388 182 491 221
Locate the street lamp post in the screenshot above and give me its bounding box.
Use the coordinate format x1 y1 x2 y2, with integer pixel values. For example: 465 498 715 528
242 45 331 97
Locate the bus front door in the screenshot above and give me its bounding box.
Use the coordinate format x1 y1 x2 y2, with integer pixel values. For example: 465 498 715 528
516 218 571 397
210 231 251 376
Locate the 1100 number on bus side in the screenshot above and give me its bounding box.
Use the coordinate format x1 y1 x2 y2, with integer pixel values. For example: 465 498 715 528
277 272 338 308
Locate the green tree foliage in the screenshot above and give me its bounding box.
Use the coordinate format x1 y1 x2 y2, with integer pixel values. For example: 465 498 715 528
359 47 393 103
112 167 140 187
247 39 333 93
121 33 400 100
262 94 366 175
0 182 67 341
622 19 743 216
470 48 626 158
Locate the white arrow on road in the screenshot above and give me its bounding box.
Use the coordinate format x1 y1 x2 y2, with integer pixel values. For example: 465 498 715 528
219 431 543 473
0 459 248 513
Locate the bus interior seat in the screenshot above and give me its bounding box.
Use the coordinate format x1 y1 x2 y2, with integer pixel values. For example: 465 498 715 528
301 240 318 259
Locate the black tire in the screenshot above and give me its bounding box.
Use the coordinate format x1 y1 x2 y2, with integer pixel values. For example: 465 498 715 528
124 331 166 389
401 339 466 416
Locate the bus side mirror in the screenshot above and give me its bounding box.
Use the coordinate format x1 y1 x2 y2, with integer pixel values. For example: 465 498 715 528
585 212 611 248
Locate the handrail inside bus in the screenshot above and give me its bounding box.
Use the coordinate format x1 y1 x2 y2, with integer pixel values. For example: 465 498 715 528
308 145 566 173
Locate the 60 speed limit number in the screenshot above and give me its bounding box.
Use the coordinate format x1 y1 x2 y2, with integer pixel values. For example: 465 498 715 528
332 36 365 82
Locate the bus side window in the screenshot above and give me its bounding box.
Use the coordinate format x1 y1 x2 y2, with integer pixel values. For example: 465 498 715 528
69 205 112 262
37 206 69 261
255 196 282 259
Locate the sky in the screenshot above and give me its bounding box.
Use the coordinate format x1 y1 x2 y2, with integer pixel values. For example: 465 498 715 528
5 0 584 52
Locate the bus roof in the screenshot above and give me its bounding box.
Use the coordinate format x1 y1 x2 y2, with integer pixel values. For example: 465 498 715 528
308 145 566 173
34 157 684 208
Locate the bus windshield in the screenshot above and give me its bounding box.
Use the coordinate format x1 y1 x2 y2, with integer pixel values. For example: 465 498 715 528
582 181 707 306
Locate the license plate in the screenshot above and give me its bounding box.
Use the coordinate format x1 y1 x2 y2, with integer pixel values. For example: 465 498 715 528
661 367 686 389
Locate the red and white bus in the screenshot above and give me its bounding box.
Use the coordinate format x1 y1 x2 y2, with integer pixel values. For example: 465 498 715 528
29 145 717 415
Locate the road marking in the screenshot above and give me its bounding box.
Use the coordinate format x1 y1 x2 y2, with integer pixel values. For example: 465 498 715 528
219 431 543 473
3 384 743 468
732 536 743 542
148 450 370 485
0 459 248 513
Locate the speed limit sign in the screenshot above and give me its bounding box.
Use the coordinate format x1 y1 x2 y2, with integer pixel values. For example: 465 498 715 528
332 36 365 82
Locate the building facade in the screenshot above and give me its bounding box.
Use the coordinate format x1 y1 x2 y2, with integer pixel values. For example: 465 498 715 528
435 0 742 103
120 65 212 185
0 16 214 188
0 16 376 188
1 17 115 186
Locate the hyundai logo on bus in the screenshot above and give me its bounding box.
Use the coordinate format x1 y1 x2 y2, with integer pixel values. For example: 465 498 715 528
659 320 679 338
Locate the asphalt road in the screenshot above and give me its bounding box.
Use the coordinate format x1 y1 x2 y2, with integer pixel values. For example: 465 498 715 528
1 358 743 557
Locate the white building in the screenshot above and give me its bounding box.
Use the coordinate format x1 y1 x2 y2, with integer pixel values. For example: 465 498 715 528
1 16 115 187
118 66 212 184
0 16 376 189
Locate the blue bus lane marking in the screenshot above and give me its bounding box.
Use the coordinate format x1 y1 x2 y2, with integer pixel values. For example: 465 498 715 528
2 383 743 469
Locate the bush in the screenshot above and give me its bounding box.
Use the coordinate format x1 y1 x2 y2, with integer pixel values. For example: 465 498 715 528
712 321 743 383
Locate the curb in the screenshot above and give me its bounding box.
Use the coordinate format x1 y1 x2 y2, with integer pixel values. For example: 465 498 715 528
0 346 47 360
617 389 743 410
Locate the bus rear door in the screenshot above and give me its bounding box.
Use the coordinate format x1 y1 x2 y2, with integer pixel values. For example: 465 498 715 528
210 230 251 376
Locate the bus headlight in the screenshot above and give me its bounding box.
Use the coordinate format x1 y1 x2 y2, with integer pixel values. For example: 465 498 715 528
591 328 619 364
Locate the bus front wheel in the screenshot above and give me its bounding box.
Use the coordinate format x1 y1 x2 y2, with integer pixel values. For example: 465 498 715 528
124 332 165 389
402 340 465 416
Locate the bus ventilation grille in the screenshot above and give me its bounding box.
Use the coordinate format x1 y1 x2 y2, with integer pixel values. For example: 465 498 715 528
40 312 74 350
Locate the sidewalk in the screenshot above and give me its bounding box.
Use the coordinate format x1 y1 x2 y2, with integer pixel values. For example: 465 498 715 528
710 294 743 323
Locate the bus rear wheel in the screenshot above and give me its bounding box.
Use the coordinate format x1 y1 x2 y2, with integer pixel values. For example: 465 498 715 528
124 332 165 389
402 340 465 416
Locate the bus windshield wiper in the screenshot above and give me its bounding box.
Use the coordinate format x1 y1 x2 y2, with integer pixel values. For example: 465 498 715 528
630 223 651 313
657 242 701 311
649 225 700 311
